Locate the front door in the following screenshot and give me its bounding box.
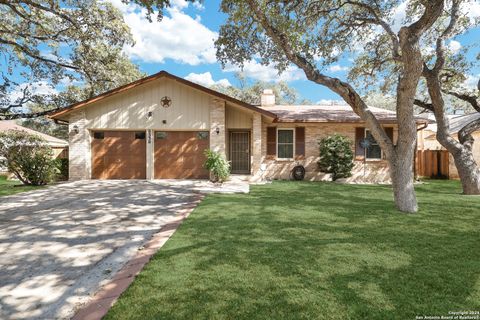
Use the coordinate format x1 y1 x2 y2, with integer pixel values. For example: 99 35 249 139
229 131 250 174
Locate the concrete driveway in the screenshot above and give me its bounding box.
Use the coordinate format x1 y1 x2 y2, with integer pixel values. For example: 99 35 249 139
0 180 203 320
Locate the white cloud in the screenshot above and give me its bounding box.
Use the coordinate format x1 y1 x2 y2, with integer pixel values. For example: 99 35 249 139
464 74 480 89
316 99 345 105
448 40 462 54
109 0 217 65
391 1 408 33
169 0 189 10
328 65 349 73
462 0 480 21
184 72 231 87
224 60 306 82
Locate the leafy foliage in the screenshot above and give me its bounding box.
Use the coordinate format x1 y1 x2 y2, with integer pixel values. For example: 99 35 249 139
55 158 69 181
318 134 354 181
0 0 144 119
211 73 301 105
19 118 68 140
0 130 58 185
204 149 230 183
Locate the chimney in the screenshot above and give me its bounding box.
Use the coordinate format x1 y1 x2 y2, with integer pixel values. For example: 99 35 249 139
261 89 275 106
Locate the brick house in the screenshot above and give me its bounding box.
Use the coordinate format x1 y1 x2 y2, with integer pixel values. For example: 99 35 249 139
49 70 427 182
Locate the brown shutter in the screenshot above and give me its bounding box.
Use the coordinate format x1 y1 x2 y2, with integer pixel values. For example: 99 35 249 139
267 127 276 158
355 127 365 160
295 127 305 158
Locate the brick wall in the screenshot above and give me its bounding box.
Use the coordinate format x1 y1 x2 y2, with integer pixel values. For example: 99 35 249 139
209 98 226 156
252 122 397 183
68 111 90 180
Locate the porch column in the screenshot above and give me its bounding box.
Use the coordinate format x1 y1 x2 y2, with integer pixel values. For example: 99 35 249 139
252 113 262 175
68 110 90 180
146 129 154 180
209 98 226 157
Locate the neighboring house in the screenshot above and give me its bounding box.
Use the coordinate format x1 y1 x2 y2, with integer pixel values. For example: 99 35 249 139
0 121 68 173
417 112 480 179
0 121 68 157
49 70 428 183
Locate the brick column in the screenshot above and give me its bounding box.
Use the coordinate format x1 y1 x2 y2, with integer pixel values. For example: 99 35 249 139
68 111 90 180
252 113 262 175
209 98 226 156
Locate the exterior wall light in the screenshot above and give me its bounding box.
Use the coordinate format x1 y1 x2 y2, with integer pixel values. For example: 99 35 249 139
215 127 220 135
72 125 79 134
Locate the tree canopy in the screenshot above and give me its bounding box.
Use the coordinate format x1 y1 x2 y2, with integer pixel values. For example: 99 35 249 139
211 73 301 105
0 0 144 119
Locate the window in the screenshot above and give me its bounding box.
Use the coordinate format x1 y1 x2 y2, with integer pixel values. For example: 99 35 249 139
277 129 294 159
365 130 382 159
93 132 104 139
197 131 209 140
135 131 146 139
156 131 167 140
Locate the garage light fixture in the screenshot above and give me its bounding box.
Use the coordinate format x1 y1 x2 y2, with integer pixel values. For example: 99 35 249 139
215 127 220 135
72 125 79 134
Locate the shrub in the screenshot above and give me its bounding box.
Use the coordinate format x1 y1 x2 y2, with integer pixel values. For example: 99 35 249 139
55 158 69 181
204 149 230 183
0 130 58 185
318 134 354 181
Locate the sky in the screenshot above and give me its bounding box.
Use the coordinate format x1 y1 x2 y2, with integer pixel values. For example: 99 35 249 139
8 0 480 105
106 0 355 103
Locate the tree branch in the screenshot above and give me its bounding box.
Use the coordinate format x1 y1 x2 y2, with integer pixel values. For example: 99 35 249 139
413 99 434 112
458 117 480 148
244 0 394 156
444 90 480 113
0 38 80 70
1 107 64 120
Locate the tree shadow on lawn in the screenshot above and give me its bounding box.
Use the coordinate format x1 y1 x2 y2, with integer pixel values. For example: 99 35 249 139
106 181 480 320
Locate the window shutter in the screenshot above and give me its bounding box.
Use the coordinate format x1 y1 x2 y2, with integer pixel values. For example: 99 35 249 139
267 127 276 157
355 127 365 160
295 127 305 158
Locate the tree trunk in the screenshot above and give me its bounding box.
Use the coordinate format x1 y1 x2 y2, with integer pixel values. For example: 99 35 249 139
389 152 418 212
425 71 480 195
453 149 480 194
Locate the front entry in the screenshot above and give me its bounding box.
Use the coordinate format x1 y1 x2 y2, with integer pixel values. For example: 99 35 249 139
229 131 250 174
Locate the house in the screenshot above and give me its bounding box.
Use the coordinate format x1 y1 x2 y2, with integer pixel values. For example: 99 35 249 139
0 120 68 174
417 112 480 179
49 70 428 183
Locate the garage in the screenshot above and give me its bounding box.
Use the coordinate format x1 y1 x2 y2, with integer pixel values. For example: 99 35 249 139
91 131 146 179
154 131 209 179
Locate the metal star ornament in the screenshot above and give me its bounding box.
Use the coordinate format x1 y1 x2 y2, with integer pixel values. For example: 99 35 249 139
160 96 172 108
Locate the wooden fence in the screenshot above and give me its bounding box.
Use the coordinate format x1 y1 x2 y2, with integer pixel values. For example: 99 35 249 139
416 150 449 179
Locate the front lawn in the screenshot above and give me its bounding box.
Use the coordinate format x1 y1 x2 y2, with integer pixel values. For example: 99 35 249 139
0 176 39 196
105 180 480 320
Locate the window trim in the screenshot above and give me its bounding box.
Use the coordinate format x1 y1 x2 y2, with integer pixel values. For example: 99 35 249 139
364 129 383 160
276 128 295 160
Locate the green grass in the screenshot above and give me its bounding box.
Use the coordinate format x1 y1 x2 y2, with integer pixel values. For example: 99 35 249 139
105 180 480 320
0 175 40 196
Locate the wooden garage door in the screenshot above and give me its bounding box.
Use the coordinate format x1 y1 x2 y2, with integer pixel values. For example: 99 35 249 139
154 131 209 179
92 131 146 179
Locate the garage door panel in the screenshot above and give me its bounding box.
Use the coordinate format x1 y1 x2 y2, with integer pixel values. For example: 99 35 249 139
154 131 209 179
92 131 146 179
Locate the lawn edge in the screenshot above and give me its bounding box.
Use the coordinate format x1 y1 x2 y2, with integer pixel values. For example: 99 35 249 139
71 194 205 320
